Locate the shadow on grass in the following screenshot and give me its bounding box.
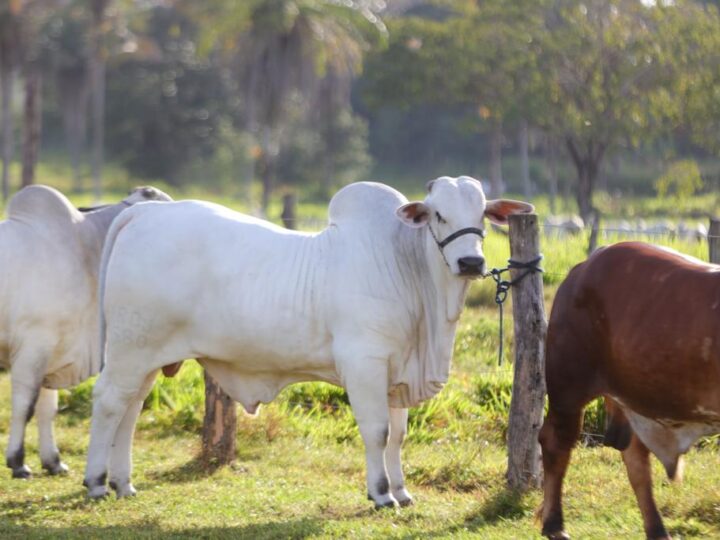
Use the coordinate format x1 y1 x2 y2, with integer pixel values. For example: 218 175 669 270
145 449 263 485
0 518 325 539
0 488 106 519
145 454 230 484
685 497 720 526
394 487 534 539
472 487 529 525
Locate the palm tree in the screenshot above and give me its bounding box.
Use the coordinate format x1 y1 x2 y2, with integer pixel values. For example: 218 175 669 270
89 0 110 201
220 0 385 211
0 0 22 201
19 0 57 188
42 3 92 192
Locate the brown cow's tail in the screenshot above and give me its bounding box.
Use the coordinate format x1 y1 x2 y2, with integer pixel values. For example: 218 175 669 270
97 207 137 373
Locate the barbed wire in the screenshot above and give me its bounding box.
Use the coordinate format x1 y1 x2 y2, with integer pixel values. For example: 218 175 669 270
541 222 718 238
270 216 720 239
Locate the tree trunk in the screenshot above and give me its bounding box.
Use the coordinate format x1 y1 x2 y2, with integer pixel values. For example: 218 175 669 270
489 122 504 198
244 147 255 212
545 135 558 215
59 70 89 193
566 138 605 223
71 83 89 193
21 68 41 188
1 62 14 202
89 0 109 202
519 120 531 198
259 127 277 213
587 209 601 255
576 164 594 222
322 152 335 199
201 368 237 467
597 156 608 193
260 155 274 214
89 51 104 201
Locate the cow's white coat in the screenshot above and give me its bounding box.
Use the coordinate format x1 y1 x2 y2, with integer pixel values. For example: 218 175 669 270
84 177 532 505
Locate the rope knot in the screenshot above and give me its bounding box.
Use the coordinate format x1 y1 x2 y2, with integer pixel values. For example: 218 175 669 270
488 255 544 365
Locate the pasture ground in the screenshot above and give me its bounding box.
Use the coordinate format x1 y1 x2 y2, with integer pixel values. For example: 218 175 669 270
2 304 720 539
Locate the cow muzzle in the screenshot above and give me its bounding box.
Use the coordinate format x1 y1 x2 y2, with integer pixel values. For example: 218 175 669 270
457 256 486 277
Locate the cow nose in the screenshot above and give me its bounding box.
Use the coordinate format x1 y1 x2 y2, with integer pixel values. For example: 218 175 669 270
457 256 486 276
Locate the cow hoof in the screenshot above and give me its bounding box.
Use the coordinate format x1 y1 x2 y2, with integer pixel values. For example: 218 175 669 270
86 485 109 499
43 461 69 476
393 488 413 507
398 496 414 507
111 481 137 498
373 494 399 510
11 465 32 479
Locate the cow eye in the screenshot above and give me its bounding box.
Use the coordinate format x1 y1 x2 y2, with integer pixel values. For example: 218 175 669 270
435 211 446 224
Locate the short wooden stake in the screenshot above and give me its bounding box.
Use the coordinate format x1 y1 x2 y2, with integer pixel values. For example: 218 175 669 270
201 368 237 467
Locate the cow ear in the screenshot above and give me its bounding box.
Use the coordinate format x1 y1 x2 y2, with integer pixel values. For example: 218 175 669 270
484 199 535 225
396 202 431 228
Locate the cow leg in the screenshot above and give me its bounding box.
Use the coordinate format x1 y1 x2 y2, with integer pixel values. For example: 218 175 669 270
36 388 68 475
621 434 670 540
539 405 584 540
341 357 395 508
84 372 143 498
386 407 412 506
108 370 158 497
6 366 42 479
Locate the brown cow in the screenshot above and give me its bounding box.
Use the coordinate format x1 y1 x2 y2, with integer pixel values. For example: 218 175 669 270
539 241 720 540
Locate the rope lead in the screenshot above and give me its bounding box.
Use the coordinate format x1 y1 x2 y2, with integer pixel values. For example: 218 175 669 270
489 255 544 366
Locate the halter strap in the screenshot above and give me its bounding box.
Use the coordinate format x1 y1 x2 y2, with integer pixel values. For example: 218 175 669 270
435 227 486 249
428 225 486 268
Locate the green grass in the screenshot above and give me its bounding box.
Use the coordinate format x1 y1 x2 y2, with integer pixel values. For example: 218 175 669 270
2 299 719 538
3 305 720 538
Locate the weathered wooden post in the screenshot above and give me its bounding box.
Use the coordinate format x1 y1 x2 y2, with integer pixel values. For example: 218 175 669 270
506 213 547 491
709 218 720 264
201 369 237 466
281 193 297 230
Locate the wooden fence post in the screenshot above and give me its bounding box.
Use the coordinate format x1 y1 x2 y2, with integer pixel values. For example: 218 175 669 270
281 193 296 230
506 213 547 491
201 369 237 467
709 218 720 265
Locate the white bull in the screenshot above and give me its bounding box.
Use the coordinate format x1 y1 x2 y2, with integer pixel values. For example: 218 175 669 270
0 185 171 478
84 177 533 506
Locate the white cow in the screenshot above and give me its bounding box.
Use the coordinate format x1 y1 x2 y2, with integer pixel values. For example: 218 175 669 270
84 177 533 506
0 184 171 478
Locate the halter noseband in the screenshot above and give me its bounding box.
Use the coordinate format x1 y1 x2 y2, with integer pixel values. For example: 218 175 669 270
428 225 486 268
433 227 486 248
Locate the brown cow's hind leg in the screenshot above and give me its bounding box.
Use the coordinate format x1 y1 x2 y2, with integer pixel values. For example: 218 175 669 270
539 406 583 540
621 434 671 540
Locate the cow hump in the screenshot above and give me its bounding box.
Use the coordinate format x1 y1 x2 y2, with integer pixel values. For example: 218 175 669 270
6 185 80 226
328 182 408 229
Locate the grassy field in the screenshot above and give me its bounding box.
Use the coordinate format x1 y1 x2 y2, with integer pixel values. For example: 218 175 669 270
3 305 720 539
1 173 719 538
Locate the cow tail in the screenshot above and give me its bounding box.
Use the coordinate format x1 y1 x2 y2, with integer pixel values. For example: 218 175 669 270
97 208 136 372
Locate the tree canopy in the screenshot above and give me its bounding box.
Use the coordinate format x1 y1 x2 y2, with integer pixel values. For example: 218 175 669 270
0 0 719 215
